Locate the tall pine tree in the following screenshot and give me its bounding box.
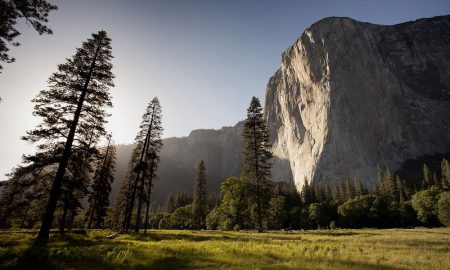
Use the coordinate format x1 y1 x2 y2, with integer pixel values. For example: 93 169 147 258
86 135 117 229
192 160 208 229
111 147 140 230
124 97 163 232
242 96 272 232
22 31 114 243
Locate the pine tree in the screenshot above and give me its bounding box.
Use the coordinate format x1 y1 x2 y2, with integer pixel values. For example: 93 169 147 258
423 164 434 188
165 194 176 214
86 135 117 229
59 149 92 233
124 97 163 232
22 31 115 243
143 122 163 233
110 148 140 230
59 126 101 233
344 179 356 199
384 168 397 202
354 178 365 196
192 160 208 229
0 0 57 72
301 179 314 206
397 176 408 203
242 96 272 232
441 159 450 190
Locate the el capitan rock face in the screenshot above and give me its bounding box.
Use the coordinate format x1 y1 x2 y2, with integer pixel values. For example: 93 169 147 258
265 16 450 190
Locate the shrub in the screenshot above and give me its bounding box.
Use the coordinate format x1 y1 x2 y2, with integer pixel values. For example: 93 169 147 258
329 220 336 230
411 187 441 226
170 205 193 229
308 203 331 228
158 213 172 229
337 195 380 228
206 207 226 230
437 192 450 227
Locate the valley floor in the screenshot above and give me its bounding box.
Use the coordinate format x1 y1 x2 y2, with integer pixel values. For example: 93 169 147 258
0 228 448 270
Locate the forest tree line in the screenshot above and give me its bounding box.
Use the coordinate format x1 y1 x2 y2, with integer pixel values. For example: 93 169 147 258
115 159 450 231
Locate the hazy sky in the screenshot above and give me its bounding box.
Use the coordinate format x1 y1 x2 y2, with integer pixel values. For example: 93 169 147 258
0 0 449 178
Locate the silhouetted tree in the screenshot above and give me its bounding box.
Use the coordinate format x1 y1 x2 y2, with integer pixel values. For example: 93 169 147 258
242 96 272 232
86 135 117 229
23 30 114 243
59 149 92 233
142 99 163 233
123 97 163 232
0 0 57 71
192 160 208 229
110 147 140 230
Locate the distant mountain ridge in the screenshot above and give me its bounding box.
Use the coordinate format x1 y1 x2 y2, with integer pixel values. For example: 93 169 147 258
111 122 246 202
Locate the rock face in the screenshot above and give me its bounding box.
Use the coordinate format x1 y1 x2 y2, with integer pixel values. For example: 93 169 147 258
265 15 450 190
111 123 244 202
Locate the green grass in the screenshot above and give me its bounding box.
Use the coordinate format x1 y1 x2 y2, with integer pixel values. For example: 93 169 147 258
0 228 449 270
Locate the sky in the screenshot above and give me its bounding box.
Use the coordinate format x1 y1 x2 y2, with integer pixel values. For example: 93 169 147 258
0 0 449 179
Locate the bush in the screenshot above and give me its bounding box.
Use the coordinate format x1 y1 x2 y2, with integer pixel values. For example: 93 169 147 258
233 224 240 231
337 195 380 228
206 207 225 230
220 218 233 231
411 187 441 226
158 213 172 229
170 205 193 229
437 192 450 227
329 220 336 230
308 203 331 228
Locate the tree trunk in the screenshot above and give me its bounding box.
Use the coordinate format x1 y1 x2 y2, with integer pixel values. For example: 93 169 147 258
124 133 149 232
144 156 155 234
87 199 97 229
252 124 262 232
19 203 30 229
134 174 145 232
60 197 68 234
36 46 100 244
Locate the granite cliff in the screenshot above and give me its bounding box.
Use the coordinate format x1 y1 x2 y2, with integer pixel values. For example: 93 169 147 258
265 15 450 190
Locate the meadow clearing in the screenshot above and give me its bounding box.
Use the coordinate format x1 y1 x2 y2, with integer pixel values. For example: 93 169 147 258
0 228 448 270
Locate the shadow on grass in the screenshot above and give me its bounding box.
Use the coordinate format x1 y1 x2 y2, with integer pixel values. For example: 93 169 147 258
0 237 415 270
122 231 237 243
145 257 196 270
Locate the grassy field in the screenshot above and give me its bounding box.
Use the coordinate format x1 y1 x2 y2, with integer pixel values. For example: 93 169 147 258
0 228 448 270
